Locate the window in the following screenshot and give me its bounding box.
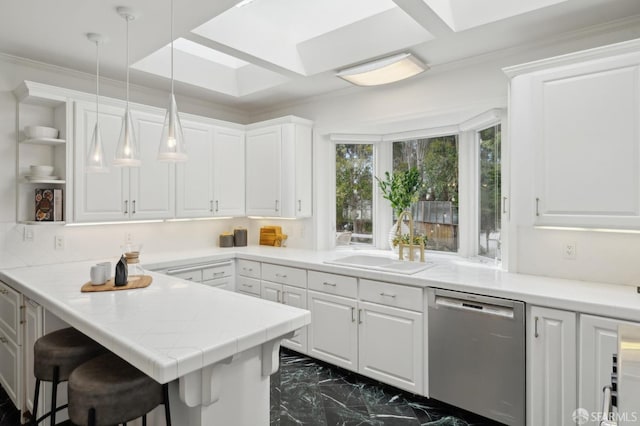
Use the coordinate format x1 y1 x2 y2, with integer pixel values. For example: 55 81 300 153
335 144 374 245
392 136 459 252
478 125 501 260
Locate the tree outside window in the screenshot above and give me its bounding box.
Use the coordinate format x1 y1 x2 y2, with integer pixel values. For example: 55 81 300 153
335 144 374 244
479 125 501 260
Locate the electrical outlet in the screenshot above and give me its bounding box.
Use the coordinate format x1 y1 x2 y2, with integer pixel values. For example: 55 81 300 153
563 242 576 260
125 232 133 244
55 235 64 250
23 226 34 242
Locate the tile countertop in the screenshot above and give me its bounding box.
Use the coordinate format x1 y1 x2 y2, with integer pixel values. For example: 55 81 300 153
0 260 310 384
141 246 640 323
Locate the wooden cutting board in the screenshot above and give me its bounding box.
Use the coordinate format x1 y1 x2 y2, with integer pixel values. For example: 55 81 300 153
81 275 152 292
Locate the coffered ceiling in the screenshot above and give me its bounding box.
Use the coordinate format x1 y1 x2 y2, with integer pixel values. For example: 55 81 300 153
2 0 640 113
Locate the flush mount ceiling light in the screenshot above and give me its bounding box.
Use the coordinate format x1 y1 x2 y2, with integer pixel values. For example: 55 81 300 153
336 53 428 87
86 33 109 173
114 7 141 167
158 0 187 162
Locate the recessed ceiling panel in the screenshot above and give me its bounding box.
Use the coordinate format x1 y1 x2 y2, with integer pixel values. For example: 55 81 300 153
192 0 402 75
423 0 570 32
132 44 288 98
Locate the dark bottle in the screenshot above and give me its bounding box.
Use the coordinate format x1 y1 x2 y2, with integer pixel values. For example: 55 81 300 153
114 255 128 286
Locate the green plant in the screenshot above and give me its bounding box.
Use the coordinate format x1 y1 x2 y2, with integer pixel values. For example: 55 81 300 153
376 167 422 215
392 233 427 248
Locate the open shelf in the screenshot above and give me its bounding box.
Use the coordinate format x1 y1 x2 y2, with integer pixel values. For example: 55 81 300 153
21 138 66 146
19 221 66 225
21 178 66 184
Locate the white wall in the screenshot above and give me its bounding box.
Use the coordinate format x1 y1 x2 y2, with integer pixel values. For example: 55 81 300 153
249 22 640 285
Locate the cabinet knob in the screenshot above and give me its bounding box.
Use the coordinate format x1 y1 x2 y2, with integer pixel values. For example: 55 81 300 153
0 288 8 295
0 336 7 344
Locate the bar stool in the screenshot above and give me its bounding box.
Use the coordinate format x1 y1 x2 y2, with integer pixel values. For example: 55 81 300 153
68 352 172 426
32 327 106 425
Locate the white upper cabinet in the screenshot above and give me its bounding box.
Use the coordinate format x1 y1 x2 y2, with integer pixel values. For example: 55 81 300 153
507 44 640 229
74 101 174 222
74 100 129 222
212 127 245 216
176 121 245 218
246 117 313 218
176 120 215 218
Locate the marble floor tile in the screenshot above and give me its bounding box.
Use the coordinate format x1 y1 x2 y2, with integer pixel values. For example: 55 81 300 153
1 349 500 426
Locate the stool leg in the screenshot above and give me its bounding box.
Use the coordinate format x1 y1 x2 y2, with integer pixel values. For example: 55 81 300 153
50 366 59 426
142 415 147 426
32 378 40 425
88 407 96 426
163 383 172 426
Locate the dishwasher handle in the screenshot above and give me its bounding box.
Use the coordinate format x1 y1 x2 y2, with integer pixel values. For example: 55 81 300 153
434 295 515 319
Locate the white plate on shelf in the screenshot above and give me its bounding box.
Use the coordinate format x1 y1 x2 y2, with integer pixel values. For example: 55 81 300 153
25 175 60 181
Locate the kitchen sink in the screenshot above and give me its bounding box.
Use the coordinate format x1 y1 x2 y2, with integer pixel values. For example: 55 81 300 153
325 254 435 275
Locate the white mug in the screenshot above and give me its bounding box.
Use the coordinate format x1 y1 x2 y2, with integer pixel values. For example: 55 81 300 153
90 265 106 285
97 262 112 281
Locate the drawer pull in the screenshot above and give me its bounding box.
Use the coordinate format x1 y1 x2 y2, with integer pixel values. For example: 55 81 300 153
277 290 281 303
534 316 539 338
275 273 288 278
242 283 253 288
243 267 253 272
379 292 396 298
0 336 7 344
351 307 356 322
185 277 193 281
0 288 8 295
212 272 225 277
323 282 337 287
358 309 363 324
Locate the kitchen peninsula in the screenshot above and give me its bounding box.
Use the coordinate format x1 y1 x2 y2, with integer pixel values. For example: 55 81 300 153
0 261 310 426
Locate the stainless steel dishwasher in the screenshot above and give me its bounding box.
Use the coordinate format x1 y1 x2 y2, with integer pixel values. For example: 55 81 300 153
428 288 525 426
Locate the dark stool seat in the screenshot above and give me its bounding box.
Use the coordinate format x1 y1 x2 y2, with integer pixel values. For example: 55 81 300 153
32 327 106 425
68 352 171 426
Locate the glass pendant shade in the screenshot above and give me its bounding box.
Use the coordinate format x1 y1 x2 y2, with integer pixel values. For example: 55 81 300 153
158 93 187 162
86 122 108 173
113 108 140 167
86 33 108 173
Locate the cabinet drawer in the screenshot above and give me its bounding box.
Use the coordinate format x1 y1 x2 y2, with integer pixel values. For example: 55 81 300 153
237 276 261 296
308 271 357 299
359 279 423 312
237 259 261 279
0 281 21 344
0 334 20 407
262 263 307 288
202 262 233 281
202 278 232 291
168 268 202 282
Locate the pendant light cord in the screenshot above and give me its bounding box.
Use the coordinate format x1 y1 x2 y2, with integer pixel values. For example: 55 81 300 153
126 17 130 110
96 41 100 121
170 0 174 96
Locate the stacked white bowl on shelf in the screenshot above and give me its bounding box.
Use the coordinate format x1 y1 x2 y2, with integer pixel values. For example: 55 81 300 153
24 125 59 139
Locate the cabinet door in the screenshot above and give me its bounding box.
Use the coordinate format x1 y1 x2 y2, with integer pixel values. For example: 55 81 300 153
528 306 577 426
176 120 214 218
530 54 640 228
23 298 43 418
282 285 308 354
293 125 312 217
0 334 21 409
307 290 357 371
129 110 175 220
213 127 245 216
260 281 282 303
358 301 422 394
579 315 638 425
245 126 281 216
74 101 128 222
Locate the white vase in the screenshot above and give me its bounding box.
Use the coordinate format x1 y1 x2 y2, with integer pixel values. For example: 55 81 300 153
387 219 410 252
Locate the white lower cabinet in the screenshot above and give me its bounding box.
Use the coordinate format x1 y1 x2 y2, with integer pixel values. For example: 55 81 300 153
579 314 639 426
358 301 422 394
528 306 577 426
307 290 358 371
261 281 308 353
0 330 21 412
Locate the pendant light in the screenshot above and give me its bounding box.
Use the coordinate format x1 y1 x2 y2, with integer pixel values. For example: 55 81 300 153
114 7 141 167
158 0 187 162
86 33 109 173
